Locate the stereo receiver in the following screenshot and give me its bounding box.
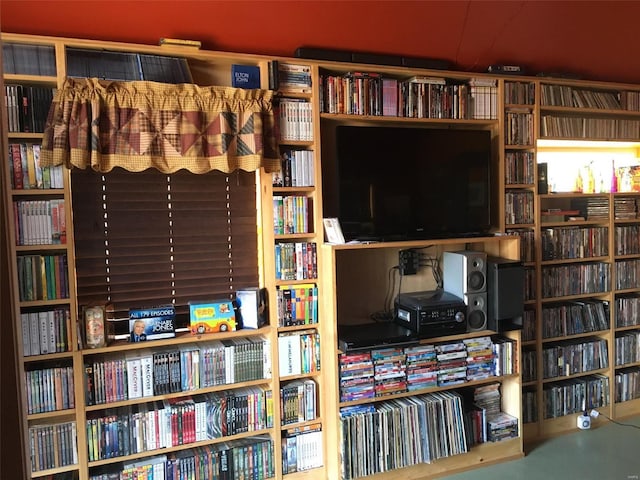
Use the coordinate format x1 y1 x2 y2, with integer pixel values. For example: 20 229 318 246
394 289 467 338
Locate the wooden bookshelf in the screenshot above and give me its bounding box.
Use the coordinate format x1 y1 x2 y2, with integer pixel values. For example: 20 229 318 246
4 30 640 480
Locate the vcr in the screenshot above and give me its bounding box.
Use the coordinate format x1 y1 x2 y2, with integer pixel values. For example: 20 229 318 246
394 289 467 338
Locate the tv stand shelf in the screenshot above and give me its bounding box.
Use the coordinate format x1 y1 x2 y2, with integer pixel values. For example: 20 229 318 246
319 235 523 479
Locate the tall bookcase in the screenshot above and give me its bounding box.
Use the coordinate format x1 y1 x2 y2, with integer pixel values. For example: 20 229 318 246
0 32 328 480
263 59 327 478
499 77 640 441
2 35 81 479
500 79 539 437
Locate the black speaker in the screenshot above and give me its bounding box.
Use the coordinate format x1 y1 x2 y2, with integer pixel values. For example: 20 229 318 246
464 292 488 332
538 162 549 194
486 256 525 332
443 251 487 298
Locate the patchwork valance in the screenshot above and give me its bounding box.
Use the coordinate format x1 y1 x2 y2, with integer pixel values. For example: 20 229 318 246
40 78 280 174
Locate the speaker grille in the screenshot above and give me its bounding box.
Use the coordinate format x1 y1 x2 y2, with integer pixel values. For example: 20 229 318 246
465 292 488 332
468 309 487 330
468 270 486 291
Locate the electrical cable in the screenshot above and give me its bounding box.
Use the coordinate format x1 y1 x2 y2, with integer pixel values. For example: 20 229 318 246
386 265 399 314
599 412 640 430
371 265 399 323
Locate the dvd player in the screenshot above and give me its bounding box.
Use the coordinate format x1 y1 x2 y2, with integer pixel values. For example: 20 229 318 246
338 322 418 352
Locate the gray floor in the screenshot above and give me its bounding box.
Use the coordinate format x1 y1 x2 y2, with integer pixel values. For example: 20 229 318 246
442 415 640 480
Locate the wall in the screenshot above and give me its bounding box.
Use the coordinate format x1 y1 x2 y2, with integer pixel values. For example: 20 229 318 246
2 1 640 85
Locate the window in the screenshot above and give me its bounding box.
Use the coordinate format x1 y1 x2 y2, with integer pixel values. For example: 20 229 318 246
71 167 259 333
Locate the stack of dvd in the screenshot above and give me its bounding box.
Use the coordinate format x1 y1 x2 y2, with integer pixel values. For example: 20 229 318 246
339 352 374 402
405 344 438 391
473 382 502 416
463 336 495 381
372 347 407 397
436 341 467 386
487 411 519 442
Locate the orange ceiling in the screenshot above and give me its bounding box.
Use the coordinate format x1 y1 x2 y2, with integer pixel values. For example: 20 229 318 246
1 1 639 85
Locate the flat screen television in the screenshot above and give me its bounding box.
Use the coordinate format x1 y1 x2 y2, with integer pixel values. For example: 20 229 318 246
330 125 493 241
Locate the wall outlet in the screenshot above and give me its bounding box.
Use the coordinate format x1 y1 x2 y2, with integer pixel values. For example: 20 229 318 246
399 249 419 275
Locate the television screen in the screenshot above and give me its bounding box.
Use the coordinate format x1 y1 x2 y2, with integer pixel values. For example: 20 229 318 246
331 125 492 241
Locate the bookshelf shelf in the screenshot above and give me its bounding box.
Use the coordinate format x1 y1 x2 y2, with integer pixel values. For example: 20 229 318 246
78 327 271 356
504 145 535 150
15 244 68 252
27 409 76 421
83 377 272 412
23 351 74 363
614 360 640 369
31 464 79 478
19 298 71 308
540 255 610 265
320 112 498 127
86 428 272 468
541 329 610 344
277 324 319 333
11 188 65 196
279 371 322 382
615 324 640 333
541 367 610 383
338 373 520 409
3 73 58 84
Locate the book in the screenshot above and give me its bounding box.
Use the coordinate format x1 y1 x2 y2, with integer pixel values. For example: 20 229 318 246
278 333 302 377
232 64 261 89
126 354 142 399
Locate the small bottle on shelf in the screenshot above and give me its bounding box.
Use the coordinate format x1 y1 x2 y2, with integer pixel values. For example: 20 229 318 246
611 160 618 193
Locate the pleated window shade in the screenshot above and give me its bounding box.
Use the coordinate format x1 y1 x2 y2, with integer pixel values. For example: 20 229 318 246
71 167 259 332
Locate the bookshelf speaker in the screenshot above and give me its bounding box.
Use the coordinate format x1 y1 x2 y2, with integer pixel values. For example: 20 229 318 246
538 162 549 194
464 292 488 332
487 256 524 332
443 251 487 297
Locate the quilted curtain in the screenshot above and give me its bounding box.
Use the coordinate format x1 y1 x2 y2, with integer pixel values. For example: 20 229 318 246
40 78 280 174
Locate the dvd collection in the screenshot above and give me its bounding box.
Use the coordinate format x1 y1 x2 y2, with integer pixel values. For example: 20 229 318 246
541 300 610 339
85 388 274 461
339 336 517 403
542 337 608 379
615 367 640 402
543 374 609 419
88 437 275 480
84 337 271 406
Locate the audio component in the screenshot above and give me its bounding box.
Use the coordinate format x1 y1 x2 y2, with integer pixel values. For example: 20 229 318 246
486 256 525 332
443 250 487 297
338 322 417 352
394 289 467 339
464 292 488 332
443 251 488 333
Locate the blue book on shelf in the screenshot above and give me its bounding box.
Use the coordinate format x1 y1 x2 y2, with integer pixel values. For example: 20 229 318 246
232 64 261 89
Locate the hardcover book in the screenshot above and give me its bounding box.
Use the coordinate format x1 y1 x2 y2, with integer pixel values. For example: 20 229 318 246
232 64 261 89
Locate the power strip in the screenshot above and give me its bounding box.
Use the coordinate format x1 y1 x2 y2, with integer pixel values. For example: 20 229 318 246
399 249 419 275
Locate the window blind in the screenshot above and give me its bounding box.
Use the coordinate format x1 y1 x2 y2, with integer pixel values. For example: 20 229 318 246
71 167 259 333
